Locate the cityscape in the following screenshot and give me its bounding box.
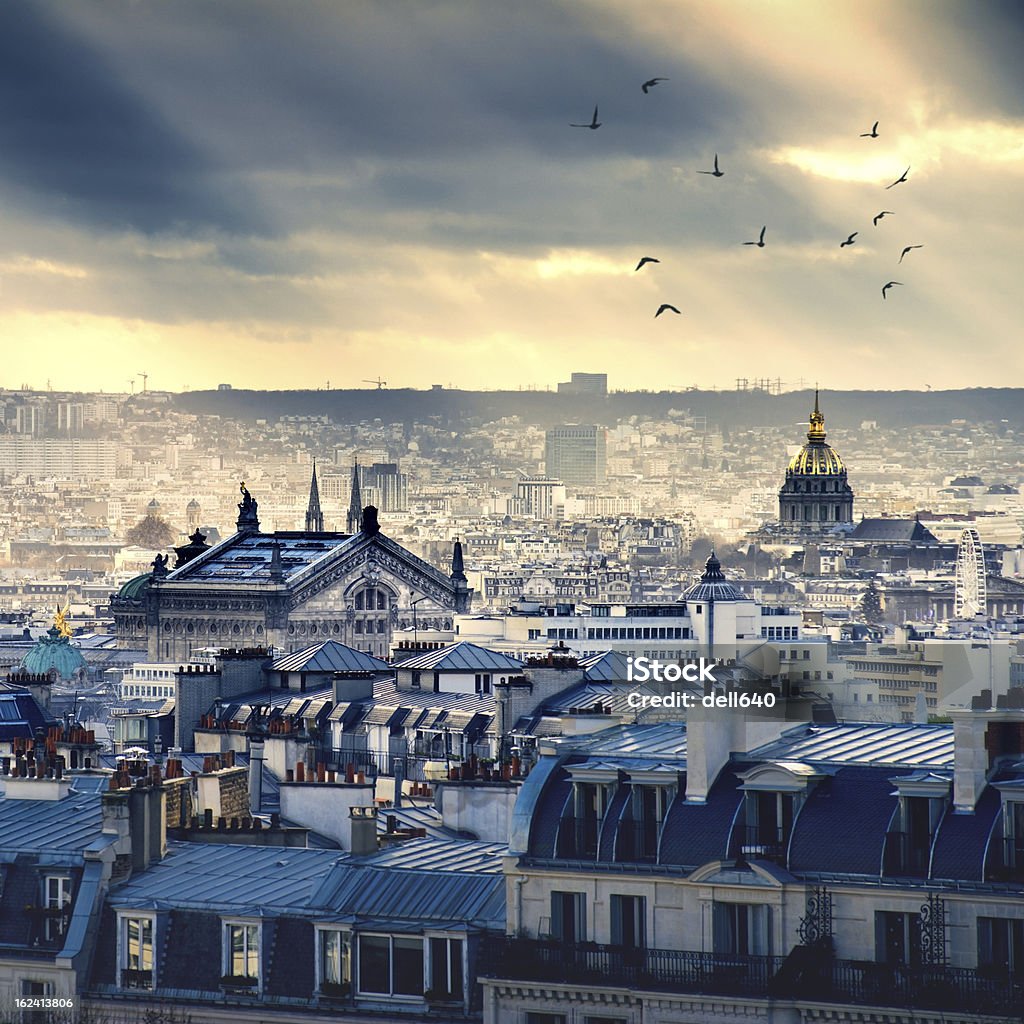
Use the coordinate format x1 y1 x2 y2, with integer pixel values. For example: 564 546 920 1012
3 2 1024 1023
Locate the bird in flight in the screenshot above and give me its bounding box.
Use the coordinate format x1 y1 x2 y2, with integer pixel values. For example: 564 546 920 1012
899 244 923 264
635 257 660 271
860 121 879 138
698 154 724 177
642 77 668 94
655 304 681 317
882 281 903 299
840 232 858 248
571 106 601 129
743 226 766 247
886 166 910 189
873 211 894 226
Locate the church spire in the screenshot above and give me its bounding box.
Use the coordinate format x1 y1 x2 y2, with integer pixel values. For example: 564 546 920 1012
807 388 826 443
346 460 362 534
305 460 324 532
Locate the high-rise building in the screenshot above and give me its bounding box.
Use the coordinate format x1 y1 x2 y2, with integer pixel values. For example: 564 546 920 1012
516 476 567 520
557 371 608 396
360 462 409 512
545 425 607 486
57 402 85 435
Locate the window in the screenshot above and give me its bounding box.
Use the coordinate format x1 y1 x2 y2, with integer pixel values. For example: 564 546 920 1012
526 1014 566 1024
357 934 423 997
223 921 260 981
744 791 794 858
584 1018 627 1024
319 928 351 990
550 891 587 944
44 874 71 942
120 915 154 989
610 894 646 948
428 936 464 1001
713 902 771 955
978 917 1024 975
875 911 921 966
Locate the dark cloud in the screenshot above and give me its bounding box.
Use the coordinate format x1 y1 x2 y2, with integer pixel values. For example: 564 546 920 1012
0 2 259 234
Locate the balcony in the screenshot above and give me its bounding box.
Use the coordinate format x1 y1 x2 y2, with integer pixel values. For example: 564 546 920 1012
479 937 1024 1017
556 816 599 859
614 819 659 863
737 825 788 865
883 831 930 877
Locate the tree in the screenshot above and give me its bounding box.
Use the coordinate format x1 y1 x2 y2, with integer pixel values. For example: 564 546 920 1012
125 514 175 549
860 579 883 623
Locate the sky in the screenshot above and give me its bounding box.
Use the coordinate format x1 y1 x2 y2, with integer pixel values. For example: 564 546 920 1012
0 0 1021 395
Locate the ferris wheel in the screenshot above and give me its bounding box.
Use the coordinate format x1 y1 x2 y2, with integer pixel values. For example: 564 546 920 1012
954 528 987 619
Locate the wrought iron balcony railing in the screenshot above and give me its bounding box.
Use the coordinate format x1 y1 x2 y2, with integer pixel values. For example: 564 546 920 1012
479 937 1024 1017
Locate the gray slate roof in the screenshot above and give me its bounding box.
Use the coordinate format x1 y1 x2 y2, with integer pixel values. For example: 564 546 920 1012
271 641 391 675
394 641 523 673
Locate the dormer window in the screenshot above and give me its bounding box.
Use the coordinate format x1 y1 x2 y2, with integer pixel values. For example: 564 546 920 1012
988 783 1024 881
43 875 72 943
222 920 261 991
884 772 950 877
617 775 676 862
119 914 155 990
559 768 616 859
736 762 822 865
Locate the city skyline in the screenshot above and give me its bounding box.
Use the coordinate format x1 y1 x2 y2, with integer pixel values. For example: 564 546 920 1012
0 1 1021 393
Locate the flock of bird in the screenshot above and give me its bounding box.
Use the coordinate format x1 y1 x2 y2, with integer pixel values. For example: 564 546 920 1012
570 85 924 315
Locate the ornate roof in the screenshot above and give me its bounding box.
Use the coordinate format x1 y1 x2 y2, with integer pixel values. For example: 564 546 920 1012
787 391 846 476
116 573 153 602
681 551 742 603
20 627 88 681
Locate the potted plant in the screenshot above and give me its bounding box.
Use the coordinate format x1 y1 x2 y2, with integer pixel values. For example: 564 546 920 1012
319 980 351 998
220 973 258 991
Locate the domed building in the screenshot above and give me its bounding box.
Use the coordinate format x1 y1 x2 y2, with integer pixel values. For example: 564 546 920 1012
778 392 854 531
20 626 88 684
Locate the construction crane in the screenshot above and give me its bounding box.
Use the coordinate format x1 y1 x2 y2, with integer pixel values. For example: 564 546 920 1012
363 378 387 389
139 371 148 392
127 378 135 395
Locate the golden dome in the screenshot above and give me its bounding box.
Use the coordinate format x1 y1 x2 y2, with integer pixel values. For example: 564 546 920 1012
786 391 846 476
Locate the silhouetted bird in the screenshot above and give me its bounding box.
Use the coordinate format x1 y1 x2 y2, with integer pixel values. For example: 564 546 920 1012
698 154 724 177
743 226 766 247
840 232 858 248
882 281 903 299
571 106 601 129
635 257 660 271
655 304 681 317
899 244 923 264
886 166 910 189
860 121 879 138
642 77 668 93
873 211 894 226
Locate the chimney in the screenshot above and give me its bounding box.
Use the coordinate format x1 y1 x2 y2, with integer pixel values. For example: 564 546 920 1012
248 726 266 815
349 806 378 856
